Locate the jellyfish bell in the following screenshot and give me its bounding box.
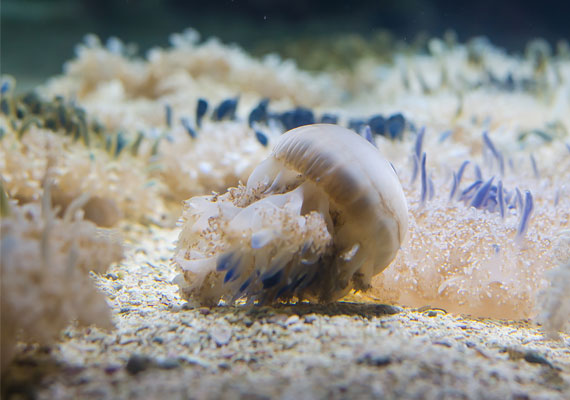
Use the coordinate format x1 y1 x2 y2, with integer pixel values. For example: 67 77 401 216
174 124 408 305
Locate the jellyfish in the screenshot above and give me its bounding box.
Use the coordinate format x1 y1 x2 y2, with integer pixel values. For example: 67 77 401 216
174 124 408 305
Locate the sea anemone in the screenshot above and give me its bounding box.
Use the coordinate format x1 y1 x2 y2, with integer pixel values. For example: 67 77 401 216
174 124 408 305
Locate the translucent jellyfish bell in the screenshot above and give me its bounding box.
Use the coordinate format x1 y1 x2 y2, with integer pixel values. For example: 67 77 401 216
174 124 408 305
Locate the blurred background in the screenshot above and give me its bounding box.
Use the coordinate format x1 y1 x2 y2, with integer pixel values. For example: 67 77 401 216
1 0 569 90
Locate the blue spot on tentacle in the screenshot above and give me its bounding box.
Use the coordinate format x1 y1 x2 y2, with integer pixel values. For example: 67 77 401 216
449 172 458 200
482 132 504 175
515 188 523 211
216 253 235 271
320 113 338 124
279 107 315 130
165 104 172 128
484 196 498 212
517 191 534 238
262 270 283 289
348 118 366 134
410 154 419 184
276 283 292 298
368 115 385 135
498 180 505 218
474 164 483 181
181 117 197 138
482 131 499 158
458 180 483 202
115 132 127 157
456 160 470 186
224 267 238 283
255 130 268 147
196 98 208 128
213 97 238 121
420 152 427 203
362 125 374 145
387 113 405 139
530 154 539 178
414 127 425 159
0 80 10 95
470 177 494 208
248 98 269 127
428 177 435 200
238 278 252 294
438 130 452 143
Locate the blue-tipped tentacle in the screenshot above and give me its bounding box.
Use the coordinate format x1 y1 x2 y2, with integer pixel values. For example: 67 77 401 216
420 152 427 203
449 172 459 201
470 177 494 208
458 180 483 202
530 154 539 178
498 180 505 218
414 127 425 159
196 98 208 128
516 190 534 238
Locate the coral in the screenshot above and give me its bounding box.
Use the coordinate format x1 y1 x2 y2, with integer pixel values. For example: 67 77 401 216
42 30 336 132
36 30 338 202
0 183 123 371
369 118 570 320
0 109 166 226
174 125 407 305
157 120 273 202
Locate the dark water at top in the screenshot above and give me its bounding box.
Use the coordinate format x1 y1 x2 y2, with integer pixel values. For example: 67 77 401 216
1 0 569 90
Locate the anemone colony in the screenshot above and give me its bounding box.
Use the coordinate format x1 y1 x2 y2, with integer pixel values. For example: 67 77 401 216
1 29 569 368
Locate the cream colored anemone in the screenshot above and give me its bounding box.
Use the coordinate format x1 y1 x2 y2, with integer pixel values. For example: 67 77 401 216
174 124 408 305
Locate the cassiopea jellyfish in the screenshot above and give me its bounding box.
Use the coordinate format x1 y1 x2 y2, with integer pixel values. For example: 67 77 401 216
174 124 408 305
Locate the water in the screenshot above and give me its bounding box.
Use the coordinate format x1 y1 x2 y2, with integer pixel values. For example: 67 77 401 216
1 0 568 91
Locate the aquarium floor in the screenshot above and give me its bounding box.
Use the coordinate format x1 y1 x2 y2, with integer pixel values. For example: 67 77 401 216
3 224 570 400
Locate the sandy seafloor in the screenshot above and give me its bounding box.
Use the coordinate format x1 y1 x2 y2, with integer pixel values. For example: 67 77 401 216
2 32 570 399
2 223 568 400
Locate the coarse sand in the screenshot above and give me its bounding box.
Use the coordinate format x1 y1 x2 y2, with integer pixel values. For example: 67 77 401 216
3 223 568 400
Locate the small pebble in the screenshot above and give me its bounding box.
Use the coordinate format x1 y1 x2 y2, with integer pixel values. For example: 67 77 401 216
357 352 392 367
285 315 300 326
169 304 182 312
267 314 289 325
218 362 231 370
156 357 180 369
125 354 152 375
211 327 232 346
524 351 552 367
